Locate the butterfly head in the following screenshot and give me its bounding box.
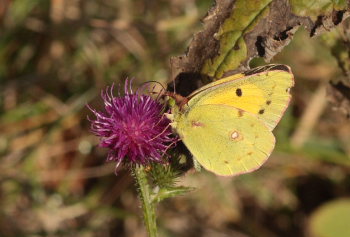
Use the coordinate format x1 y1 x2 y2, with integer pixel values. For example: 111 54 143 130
165 91 189 111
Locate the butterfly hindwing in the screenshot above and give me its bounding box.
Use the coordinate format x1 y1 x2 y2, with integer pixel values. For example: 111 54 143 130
176 104 275 176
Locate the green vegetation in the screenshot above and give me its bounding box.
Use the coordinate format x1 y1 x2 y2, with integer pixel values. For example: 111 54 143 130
1 1 350 236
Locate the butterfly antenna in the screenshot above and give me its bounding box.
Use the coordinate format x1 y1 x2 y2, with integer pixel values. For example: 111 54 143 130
139 80 167 98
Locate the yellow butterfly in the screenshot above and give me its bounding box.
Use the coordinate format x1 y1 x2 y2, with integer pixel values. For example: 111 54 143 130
169 64 294 176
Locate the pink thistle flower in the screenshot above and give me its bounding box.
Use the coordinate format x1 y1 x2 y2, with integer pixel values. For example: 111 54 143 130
88 80 175 168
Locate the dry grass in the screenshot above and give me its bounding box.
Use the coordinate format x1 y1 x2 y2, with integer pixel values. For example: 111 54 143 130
0 1 349 236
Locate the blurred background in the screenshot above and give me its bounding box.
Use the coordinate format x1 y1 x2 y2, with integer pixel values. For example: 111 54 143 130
1 0 350 236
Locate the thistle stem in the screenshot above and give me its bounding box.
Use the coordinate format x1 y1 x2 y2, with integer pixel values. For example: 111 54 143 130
133 166 158 237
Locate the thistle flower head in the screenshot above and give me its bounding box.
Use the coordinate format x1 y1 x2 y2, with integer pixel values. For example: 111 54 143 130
88 80 175 167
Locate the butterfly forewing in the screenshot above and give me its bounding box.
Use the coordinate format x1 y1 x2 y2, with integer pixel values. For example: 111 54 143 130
187 65 294 130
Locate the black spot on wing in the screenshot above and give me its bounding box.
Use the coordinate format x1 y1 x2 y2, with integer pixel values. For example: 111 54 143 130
266 100 271 105
259 109 265 114
236 88 242 97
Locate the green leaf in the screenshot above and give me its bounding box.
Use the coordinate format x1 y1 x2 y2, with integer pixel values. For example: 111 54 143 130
151 186 195 204
309 199 350 237
289 0 348 21
201 0 272 79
